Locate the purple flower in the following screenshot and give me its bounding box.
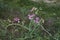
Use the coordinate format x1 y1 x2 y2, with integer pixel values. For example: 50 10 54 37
13 17 20 23
34 17 40 23
28 14 35 20
35 17 39 21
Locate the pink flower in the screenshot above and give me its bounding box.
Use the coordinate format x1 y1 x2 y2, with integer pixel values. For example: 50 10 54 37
35 17 39 21
28 14 35 20
13 17 20 23
34 17 40 23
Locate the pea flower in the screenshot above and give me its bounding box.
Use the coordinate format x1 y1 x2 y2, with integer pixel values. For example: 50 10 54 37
28 14 35 20
13 17 20 23
34 17 40 23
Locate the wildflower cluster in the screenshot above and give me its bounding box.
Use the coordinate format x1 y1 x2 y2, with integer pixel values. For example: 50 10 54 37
28 14 40 23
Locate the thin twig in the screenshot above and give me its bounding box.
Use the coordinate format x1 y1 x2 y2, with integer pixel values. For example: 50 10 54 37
40 25 52 36
41 25 57 40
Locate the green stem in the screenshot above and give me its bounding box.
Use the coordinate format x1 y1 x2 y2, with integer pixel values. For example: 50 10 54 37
6 23 31 31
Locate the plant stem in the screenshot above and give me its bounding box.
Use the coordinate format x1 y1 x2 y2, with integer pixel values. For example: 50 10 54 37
6 23 31 31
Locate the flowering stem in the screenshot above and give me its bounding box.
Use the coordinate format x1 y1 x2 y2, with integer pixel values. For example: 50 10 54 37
30 23 38 35
28 20 33 30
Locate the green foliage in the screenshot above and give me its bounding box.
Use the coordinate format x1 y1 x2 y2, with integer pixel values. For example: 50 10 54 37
0 0 60 40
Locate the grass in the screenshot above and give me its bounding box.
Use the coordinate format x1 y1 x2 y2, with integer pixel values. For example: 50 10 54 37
0 0 60 40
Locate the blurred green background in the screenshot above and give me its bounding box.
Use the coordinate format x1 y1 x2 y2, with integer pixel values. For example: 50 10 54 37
0 0 60 40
